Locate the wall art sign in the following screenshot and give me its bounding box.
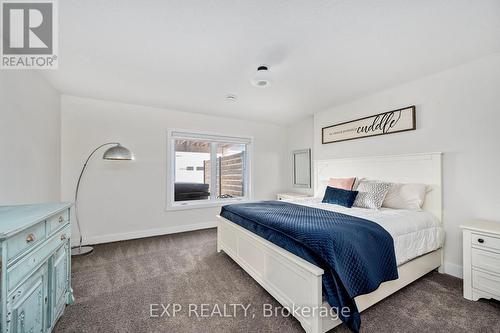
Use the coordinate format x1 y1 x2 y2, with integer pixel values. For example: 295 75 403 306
322 105 416 144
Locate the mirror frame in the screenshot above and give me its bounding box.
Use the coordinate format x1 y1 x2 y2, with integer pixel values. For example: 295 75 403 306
292 149 311 188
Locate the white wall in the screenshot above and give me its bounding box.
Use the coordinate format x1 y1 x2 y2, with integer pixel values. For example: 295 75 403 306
0 72 60 204
311 53 500 277
60 95 287 245
286 116 314 195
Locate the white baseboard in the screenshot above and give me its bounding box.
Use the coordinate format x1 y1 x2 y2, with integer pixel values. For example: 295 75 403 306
76 224 465 280
443 262 463 279
76 221 217 246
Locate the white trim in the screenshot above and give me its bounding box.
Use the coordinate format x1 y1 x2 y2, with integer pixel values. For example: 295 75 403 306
170 130 252 144
77 221 216 246
443 261 463 279
210 143 217 200
166 128 254 211
165 199 250 211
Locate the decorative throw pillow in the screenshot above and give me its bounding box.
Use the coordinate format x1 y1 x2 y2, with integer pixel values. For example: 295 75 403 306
382 183 428 210
322 186 358 208
327 177 356 190
353 181 390 209
352 177 366 190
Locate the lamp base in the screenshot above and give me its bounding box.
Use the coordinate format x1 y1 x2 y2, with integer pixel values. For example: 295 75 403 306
71 246 94 256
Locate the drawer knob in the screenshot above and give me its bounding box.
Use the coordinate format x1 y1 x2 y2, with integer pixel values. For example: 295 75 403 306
478 238 485 244
26 233 35 243
60 234 67 241
59 216 64 223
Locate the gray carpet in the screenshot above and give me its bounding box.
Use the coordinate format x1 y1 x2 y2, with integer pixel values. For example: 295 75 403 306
55 229 500 333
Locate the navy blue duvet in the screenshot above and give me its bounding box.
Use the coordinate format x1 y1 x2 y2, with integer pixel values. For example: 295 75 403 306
220 201 398 332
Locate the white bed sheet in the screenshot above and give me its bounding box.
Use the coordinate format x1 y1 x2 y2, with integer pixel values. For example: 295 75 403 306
288 197 444 266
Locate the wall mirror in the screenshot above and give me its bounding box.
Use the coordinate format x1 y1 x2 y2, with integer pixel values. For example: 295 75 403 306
292 149 311 188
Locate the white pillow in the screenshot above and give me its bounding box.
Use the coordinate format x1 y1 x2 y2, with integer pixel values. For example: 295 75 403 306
353 181 391 209
352 177 366 190
314 181 328 198
382 183 428 210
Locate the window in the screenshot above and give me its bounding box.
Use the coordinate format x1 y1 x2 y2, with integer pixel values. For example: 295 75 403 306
167 130 252 209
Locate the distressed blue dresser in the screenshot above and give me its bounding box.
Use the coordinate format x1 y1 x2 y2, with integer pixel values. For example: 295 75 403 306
0 203 73 333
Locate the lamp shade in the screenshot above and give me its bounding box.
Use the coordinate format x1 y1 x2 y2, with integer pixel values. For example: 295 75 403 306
102 144 134 160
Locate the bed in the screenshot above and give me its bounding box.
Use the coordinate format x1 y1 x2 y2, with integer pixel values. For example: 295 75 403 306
216 152 444 333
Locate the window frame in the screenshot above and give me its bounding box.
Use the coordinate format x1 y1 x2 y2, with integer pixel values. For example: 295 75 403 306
166 129 253 211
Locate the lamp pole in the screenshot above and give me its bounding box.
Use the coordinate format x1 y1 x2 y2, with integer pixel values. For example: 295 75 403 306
72 142 120 256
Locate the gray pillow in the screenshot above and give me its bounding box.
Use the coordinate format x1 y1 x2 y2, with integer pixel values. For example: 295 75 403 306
353 181 391 209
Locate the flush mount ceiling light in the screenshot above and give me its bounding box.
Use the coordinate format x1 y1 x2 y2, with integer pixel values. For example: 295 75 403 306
251 65 272 88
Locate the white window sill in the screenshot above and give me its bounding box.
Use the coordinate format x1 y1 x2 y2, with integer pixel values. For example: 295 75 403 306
165 198 251 211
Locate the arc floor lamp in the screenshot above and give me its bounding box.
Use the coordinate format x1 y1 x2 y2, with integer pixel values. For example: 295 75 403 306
71 142 134 256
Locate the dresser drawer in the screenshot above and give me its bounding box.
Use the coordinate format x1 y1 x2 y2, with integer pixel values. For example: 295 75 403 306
473 270 500 297
472 248 500 275
47 208 70 235
7 226 70 292
6 222 46 263
472 233 500 252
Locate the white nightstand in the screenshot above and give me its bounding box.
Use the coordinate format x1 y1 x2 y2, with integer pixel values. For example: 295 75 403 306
276 192 311 201
461 220 500 302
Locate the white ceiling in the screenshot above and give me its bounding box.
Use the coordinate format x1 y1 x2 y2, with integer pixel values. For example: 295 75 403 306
42 0 500 125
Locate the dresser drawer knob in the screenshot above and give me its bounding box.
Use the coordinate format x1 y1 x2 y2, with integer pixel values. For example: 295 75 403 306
59 216 64 223
26 233 35 243
60 234 67 241
478 238 485 244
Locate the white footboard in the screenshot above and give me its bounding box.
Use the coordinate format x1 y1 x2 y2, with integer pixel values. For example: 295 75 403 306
217 215 326 333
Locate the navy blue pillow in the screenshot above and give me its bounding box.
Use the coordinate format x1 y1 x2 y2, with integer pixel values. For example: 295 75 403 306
322 186 358 208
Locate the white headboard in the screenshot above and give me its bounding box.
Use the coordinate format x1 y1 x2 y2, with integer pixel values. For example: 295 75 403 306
314 152 442 220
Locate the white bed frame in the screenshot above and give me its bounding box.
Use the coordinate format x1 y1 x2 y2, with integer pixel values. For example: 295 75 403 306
217 152 443 333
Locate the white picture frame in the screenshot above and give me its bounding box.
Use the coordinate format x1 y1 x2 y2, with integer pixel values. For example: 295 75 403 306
292 149 311 188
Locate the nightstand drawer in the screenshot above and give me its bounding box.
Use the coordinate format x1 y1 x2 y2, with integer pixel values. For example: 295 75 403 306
276 193 310 201
473 270 500 297
472 248 500 275
472 233 500 252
